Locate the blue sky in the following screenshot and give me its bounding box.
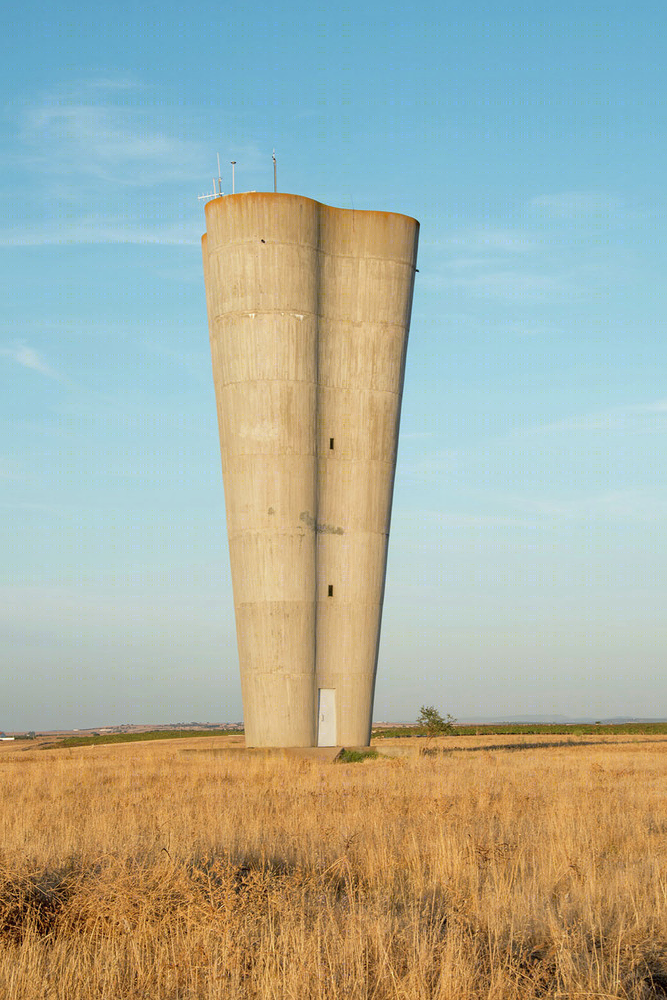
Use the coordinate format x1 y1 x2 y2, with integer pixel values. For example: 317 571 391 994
1 0 666 729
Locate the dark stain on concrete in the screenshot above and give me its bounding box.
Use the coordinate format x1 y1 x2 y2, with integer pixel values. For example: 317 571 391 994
300 511 344 535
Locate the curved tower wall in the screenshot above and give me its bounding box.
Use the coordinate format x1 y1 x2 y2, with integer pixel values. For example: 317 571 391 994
202 193 419 747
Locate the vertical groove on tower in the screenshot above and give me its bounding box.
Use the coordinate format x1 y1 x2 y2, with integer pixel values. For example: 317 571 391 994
312 202 322 743
203 193 418 747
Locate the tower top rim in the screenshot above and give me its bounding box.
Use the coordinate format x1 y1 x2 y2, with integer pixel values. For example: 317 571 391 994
202 191 419 228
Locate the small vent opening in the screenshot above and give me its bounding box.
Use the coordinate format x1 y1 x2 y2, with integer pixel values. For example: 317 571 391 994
327 584 333 597
329 437 334 450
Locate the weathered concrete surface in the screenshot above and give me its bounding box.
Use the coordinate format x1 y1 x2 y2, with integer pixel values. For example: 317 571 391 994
202 193 419 747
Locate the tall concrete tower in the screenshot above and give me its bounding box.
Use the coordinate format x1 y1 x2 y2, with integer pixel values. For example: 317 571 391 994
202 192 418 747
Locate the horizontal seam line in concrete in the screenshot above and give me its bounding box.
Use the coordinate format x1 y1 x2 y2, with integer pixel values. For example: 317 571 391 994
207 243 416 267
222 457 395 465
228 529 389 535
234 597 383 608
222 462 395 469
227 530 390 538
216 377 401 393
210 312 407 329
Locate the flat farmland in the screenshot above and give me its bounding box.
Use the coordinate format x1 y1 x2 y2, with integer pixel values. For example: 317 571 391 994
2 734 667 998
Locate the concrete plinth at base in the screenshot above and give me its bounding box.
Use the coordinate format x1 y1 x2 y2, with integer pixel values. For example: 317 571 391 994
180 744 423 763
180 746 351 763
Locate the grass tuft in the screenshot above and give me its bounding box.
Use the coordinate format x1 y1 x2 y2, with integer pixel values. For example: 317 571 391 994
336 748 381 763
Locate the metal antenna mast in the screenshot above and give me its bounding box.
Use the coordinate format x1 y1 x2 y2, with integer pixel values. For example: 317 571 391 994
198 156 224 203
231 161 236 195
272 149 277 193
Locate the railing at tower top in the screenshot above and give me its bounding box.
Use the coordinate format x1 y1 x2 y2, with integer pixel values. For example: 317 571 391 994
198 152 278 204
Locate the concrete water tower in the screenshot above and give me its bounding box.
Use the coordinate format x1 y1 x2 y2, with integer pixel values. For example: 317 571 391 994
202 191 419 747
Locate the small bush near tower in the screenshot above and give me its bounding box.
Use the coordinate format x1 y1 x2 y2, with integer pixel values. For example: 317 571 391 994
417 706 457 736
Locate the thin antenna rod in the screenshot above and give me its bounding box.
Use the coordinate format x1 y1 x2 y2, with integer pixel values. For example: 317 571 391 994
231 161 236 195
198 157 226 202
273 149 277 193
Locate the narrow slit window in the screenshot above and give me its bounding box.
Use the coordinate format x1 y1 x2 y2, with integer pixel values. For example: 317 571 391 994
328 584 333 597
329 438 334 450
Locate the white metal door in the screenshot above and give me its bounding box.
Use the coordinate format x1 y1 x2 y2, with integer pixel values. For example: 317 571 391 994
317 689 337 746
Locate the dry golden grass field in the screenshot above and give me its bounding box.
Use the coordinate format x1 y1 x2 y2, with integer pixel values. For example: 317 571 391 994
2 733 667 999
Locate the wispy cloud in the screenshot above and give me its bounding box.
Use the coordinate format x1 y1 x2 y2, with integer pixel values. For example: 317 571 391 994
407 397 667 519
0 500 61 511
500 489 667 522
11 79 266 193
422 265 570 301
398 509 531 528
528 192 625 217
421 222 570 301
449 270 568 300
4 79 269 247
84 76 142 92
518 399 667 437
421 189 637 303
0 457 22 481
0 218 201 247
0 345 60 379
426 229 536 253
16 88 208 188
